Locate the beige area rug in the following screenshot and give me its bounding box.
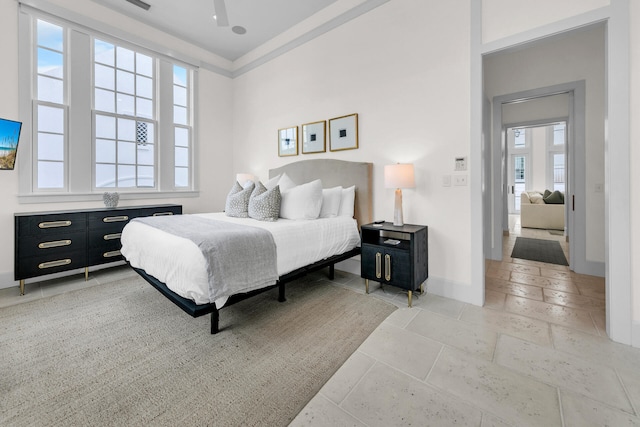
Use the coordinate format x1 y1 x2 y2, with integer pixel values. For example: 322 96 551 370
0 274 395 426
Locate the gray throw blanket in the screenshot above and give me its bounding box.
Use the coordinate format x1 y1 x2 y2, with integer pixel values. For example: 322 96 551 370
132 215 278 302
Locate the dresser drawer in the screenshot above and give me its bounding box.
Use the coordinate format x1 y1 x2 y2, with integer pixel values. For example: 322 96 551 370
16 213 86 237
17 231 87 259
16 250 87 279
88 211 133 231
88 245 124 265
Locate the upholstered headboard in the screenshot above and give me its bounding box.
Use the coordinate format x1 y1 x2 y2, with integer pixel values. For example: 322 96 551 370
269 159 373 227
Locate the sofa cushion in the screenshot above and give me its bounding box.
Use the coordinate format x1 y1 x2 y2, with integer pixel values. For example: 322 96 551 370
528 192 544 204
543 190 564 204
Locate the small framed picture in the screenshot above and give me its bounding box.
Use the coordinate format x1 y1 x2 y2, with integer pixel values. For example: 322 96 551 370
278 126 298 157
329 113 358 151
302 121 326 154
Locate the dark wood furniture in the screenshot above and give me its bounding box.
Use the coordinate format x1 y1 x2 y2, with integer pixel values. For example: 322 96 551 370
361 222 428 307
14 204 182 295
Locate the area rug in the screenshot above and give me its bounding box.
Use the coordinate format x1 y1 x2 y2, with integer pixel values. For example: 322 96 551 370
511 237 569 266
0 274 395 426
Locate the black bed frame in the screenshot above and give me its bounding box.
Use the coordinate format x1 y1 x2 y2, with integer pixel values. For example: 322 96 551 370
131 247 360 334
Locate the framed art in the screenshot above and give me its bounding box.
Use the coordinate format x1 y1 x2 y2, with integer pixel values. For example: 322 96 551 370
301 120 326 154
278 126 298 157
329 113 358 151
0 117 22 170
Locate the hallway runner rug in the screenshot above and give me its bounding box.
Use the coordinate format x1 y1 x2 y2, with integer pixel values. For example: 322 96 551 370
511 237 569 266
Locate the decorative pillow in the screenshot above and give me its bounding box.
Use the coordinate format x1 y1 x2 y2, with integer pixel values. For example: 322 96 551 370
528 193 544 204
225 181 254 217
279 179 323 220
338 185 356 217
543 189 552 199
543 190 564 204
248 182 281 222
319 186 343 218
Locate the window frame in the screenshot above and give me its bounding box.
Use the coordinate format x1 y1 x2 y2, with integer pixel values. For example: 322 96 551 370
18 5 199 203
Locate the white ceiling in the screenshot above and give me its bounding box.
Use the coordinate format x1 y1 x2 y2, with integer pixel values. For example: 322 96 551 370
90 0 339 61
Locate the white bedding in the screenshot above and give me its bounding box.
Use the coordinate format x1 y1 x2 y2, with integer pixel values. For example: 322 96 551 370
120 212 360 307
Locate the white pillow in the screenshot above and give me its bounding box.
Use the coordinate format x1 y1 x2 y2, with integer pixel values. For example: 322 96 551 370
280 179 323 220
277 172 297 192
264 173 281 191
319 186 343 218
338 185 356 217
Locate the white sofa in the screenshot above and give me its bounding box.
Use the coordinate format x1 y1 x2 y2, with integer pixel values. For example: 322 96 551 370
520 190 565 230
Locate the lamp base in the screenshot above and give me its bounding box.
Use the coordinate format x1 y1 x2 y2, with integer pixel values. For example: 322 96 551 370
393 188 404 226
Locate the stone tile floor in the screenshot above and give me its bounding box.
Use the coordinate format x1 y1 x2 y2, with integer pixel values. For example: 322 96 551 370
3 220 639 426
291 220 640 426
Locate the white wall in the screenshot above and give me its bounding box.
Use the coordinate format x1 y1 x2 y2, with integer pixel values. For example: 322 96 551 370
630 1 640 334
0 0 233 288
232 0 476 301
482 0 610 43
484 25 605 264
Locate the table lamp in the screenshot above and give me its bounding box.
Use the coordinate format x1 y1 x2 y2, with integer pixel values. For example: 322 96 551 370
384 163 415 226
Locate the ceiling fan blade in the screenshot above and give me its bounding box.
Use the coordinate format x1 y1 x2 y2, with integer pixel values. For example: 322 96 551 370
213 0 229 27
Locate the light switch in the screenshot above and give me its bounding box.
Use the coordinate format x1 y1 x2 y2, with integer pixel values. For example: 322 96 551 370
442 175 451 187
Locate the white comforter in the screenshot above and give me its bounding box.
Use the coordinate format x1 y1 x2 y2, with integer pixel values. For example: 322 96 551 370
120 212 360 307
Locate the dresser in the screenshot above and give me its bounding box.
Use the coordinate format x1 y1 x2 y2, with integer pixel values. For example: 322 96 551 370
360 222 428 307
14 204 182 295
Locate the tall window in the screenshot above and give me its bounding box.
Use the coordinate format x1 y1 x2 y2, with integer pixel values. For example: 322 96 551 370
94 39 156 188
21 11 197 200
35 19 66 189
548 123 566 192
173 65 191 188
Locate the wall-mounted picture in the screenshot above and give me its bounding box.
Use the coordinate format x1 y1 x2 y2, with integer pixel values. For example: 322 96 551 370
329 113 358 151
278 126 298 157
0 117 22 170
302 120 326 154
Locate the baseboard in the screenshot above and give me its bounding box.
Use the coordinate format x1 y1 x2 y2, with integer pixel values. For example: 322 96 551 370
574 260 605 277
633 321 640 349
426 276 483 306
334 256 361 276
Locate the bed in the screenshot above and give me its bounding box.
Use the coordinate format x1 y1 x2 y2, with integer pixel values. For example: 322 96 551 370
121 159 372 333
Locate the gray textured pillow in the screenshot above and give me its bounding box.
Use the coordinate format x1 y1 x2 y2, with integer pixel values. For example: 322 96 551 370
248 181 281 221
225 181 254 217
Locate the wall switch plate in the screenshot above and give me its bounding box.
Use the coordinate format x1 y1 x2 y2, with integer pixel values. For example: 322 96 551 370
454 174 468 186
442 175 451 187
455 156 467 171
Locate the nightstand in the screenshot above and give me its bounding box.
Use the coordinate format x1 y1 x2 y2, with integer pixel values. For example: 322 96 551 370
360 222 428 307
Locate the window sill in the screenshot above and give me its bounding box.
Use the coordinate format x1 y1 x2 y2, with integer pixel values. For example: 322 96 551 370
18 190 199 204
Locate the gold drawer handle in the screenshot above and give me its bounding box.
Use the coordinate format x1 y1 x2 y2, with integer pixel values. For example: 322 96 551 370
385 254 391 281
39 220 72 229
103 233 122 240
38 239 71 249
103 250 121 258
153 212 174 216
38 259 72 269
375 252 382 279
103 215 128 223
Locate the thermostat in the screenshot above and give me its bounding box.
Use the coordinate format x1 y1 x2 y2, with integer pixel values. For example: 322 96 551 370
455 157 467 171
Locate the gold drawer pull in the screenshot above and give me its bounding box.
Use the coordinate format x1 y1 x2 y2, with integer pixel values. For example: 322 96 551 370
103 233 122 240
38 259 71 269
385 254 391 281
103 250 121 258
375 252 382 279
39 220 72 229
153 212 174 216
103 215 128 223
38 239 71 249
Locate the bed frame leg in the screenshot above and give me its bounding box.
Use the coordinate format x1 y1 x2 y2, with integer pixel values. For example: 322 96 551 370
278 281 286 302
329 264 335 280
211 309 219 334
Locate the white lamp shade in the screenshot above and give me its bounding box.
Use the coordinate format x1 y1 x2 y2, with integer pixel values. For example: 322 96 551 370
236 173 255 185
384 164 415 189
